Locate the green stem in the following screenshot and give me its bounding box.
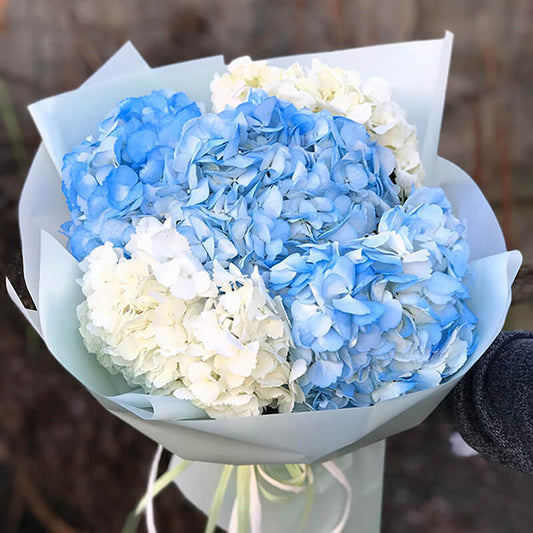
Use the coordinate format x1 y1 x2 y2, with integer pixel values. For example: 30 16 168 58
236 466 251 533
205 465 234 533
122 459 191 533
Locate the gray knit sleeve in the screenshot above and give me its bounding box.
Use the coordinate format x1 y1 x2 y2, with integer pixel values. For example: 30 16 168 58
450 331 533 474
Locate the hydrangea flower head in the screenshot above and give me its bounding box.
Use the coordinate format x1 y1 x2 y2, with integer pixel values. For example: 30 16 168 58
211 57 424 192
77 217 303 418
61 90 202 260
271 187 478 409
171 90 399 270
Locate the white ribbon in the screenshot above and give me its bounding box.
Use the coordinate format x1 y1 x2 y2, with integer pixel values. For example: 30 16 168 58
321 461 352 533
145 445 163 533
249 467 262 533
129 448 352 533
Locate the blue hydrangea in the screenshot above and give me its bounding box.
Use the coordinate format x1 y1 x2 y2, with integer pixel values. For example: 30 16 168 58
61 90 202 260
271 187 478 409
170 89 399 270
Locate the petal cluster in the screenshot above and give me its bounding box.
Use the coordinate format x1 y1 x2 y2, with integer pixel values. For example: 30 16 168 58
172 90 399 270
77 217 302 418
211 57 424 192
62 91 202 260
270 187 478 409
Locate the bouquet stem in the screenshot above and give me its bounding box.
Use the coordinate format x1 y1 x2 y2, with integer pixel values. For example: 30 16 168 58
173 440 386 533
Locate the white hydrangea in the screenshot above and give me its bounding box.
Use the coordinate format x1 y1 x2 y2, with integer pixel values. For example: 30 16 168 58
211 56 424 192
77 217 303 418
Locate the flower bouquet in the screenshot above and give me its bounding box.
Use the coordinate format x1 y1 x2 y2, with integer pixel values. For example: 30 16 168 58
7 32 522 532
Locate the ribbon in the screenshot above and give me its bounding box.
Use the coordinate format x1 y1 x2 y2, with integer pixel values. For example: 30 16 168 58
123 447 351 533
122 446 191 533
321 462 351 533
145 444 162 533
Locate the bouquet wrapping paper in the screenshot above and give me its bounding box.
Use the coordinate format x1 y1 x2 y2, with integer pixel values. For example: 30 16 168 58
6 32 522 532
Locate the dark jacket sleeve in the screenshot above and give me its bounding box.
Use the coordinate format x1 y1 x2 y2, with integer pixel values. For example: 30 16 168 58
448 331 533 474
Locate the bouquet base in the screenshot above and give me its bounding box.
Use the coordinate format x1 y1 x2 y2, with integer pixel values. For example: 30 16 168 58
173 439 386 533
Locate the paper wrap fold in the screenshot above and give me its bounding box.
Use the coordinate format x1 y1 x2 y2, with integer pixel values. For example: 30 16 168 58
8 33 522 466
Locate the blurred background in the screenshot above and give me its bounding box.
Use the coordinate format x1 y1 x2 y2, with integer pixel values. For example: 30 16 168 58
0 1 532 532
